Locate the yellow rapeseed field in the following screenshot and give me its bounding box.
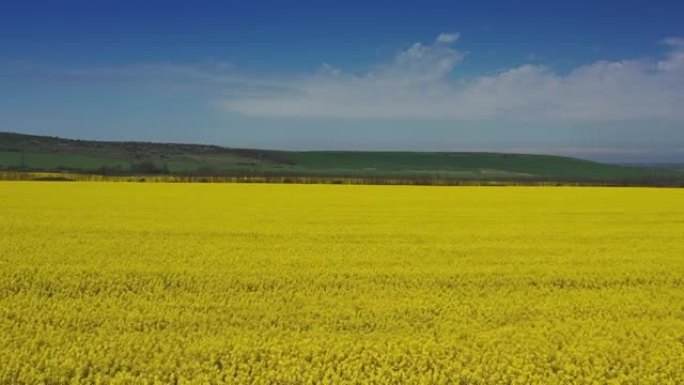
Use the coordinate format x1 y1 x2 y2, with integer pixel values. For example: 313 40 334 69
1 182 683 384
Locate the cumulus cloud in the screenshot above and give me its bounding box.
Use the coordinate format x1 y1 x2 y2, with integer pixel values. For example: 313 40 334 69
221 34 684 122
658 37 684 71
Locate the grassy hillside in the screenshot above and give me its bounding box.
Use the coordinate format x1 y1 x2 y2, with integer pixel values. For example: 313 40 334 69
1 132 681 184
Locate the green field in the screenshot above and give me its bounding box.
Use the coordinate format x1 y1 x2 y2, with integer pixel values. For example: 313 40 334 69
1 132 681 185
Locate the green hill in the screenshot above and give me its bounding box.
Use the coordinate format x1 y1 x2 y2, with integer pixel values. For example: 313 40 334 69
1 132 681 185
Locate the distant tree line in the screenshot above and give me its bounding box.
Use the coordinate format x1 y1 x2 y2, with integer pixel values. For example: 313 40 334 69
1 170 683 187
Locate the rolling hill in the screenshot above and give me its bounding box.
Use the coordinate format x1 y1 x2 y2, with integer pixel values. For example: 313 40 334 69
1 132 681 185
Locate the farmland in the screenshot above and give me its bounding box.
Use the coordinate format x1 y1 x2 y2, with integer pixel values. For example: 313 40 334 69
1 182 683 384
3 132 683 186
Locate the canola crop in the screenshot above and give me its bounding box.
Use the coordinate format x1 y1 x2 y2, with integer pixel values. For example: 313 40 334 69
0 182 683 384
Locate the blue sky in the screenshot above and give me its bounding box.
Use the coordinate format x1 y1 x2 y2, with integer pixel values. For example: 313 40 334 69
1 0 684 162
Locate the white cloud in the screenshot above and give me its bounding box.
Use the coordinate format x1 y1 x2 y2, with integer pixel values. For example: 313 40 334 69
658 37 684 71
58 60 297 97
221 33 684 122
65 60 234 81
436 32 460 44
